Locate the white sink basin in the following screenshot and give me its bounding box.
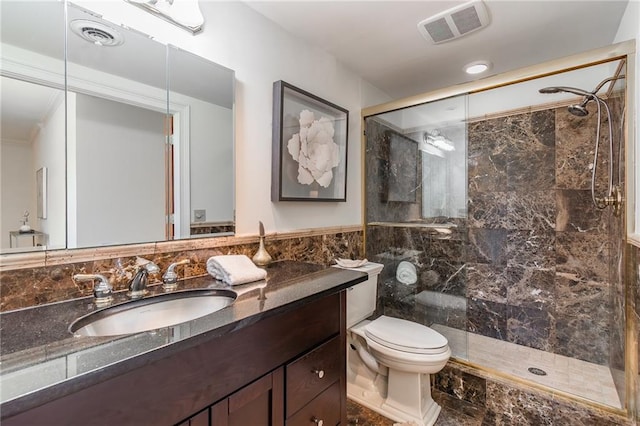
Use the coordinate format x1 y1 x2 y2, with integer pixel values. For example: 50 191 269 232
69 289 236 337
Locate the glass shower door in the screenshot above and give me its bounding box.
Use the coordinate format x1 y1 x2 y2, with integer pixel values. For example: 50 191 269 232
364 94 469 361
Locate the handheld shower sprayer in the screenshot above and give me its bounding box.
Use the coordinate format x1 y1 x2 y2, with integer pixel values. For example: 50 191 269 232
538 86 592 97
538 75 625 117
566 76 625 118
538 75 624 215
538 86 598 117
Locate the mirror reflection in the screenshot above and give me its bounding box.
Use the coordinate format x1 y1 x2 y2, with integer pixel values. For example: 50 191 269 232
0 1 235 254
167 46 235 239
1 1 66 251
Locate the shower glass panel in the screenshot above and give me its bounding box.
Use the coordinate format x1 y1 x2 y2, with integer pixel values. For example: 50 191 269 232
364 94 469 361
464 60 626 408
364 58 626 409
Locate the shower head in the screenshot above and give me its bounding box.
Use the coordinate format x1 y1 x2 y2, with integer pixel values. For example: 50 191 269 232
538 86 593 97
567 104 590 117
538 87 561 94
539 85 600 117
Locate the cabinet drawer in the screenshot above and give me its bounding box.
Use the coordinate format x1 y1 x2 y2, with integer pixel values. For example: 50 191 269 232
286 335 341 417
286 381 340 426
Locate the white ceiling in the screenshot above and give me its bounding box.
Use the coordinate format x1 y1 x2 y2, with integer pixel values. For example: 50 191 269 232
244 0 630 99
0 77 62 143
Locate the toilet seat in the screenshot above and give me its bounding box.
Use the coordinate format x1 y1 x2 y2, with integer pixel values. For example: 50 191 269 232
365 315 449 355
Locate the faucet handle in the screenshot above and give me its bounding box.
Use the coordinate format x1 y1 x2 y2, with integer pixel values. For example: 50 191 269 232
136 257 160 274
73 274 113 305
162 259 190 291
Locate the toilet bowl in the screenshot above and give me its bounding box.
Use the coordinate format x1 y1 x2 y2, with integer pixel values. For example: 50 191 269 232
342 262 451 426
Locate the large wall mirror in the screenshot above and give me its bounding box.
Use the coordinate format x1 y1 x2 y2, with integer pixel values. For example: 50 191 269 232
0 1 235 254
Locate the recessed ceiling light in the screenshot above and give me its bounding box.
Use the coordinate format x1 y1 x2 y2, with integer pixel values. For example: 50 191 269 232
464 61 491 75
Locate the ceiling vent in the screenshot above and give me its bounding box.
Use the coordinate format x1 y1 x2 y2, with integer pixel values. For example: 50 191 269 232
69 20 124 47
418 0 490 44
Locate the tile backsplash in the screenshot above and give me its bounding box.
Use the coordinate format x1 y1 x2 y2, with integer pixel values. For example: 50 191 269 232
0 226 363 312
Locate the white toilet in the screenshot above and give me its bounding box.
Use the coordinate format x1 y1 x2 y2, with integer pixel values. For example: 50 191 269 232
344 262 451 426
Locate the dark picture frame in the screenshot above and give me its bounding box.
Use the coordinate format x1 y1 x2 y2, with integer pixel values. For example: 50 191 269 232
271 80 349 201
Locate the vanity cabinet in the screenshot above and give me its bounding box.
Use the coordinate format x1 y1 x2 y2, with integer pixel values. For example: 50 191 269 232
185 368 284 426
2 291 347 426
286 335 342 424
179 335 344 426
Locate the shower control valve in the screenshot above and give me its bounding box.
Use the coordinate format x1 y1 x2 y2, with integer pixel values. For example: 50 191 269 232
597 185 623 217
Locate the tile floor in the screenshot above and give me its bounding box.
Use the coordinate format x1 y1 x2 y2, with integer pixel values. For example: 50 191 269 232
431 324 622 408
347 392 483 426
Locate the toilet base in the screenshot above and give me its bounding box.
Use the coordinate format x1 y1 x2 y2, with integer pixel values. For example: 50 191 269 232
347 372 442 426
346 319 448 426
384 369 441 426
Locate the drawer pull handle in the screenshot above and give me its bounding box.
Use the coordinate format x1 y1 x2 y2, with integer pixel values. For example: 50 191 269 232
313 369 325 379
312 417 324 426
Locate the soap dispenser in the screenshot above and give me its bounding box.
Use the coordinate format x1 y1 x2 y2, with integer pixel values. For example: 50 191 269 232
252 221 272 266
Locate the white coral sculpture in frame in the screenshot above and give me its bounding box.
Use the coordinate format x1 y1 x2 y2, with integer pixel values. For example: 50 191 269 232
287 109 340 188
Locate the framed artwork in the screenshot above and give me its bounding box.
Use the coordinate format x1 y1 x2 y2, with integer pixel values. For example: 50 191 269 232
271 80 349 201
36 167 47 219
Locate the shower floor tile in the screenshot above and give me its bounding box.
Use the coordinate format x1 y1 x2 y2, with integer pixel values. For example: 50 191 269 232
431 324 622 409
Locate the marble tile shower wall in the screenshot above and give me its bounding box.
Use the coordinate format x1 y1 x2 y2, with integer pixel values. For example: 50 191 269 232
0 230 363 312
366 98 625 366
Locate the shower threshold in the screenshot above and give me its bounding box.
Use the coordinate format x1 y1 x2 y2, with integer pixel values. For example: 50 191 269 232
431 324 622 409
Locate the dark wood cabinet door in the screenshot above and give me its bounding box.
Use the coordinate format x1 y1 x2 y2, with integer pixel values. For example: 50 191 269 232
286 381 341 426
211 367 284 426
286 336 341 417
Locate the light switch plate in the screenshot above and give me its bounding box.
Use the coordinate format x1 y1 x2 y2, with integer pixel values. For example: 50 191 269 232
193 209 206 222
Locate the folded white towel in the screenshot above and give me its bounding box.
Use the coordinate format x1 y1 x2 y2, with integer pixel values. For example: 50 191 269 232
335 258 368 268
206 255 267 286
396 261 417 285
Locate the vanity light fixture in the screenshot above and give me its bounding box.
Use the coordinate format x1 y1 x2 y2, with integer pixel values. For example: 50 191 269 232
124 0 204 34
464 60 491 75
423 130 455 153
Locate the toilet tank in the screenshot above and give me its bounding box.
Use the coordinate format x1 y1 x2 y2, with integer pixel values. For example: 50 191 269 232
344 262 384 328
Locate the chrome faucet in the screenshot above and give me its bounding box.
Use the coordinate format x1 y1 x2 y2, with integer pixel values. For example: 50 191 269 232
162 259 191 291
73 274 113 306
128 261 160 299
128 268 149 299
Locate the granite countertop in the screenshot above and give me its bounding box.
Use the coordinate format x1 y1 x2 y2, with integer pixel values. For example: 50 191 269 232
0 260 367 418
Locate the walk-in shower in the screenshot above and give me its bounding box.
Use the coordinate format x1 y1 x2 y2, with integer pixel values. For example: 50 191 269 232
363 58 627 410
539 74 626 215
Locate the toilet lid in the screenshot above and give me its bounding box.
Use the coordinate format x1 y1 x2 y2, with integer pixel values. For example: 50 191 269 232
365 316 448 354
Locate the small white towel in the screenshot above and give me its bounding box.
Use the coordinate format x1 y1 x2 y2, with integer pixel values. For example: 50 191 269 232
206 255 267 286
335 258 368 268
396 261 417 285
